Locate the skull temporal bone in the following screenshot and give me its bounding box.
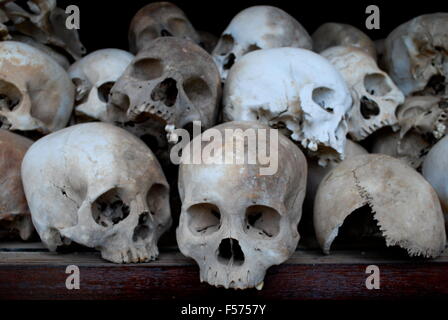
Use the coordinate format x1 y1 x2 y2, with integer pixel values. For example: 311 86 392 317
21 123 171 263
223 47 352 163
177 121 307 290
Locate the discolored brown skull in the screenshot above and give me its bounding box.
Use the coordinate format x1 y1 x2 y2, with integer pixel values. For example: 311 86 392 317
128 2 200 54
108 37 221 162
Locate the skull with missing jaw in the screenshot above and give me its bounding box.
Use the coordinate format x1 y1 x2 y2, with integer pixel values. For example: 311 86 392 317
177 122 307 290
21 123 171 263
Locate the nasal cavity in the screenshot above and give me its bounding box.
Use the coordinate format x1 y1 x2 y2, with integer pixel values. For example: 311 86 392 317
223 53 236 70
360 96 380 119
217 238 245 266
160 29 173 37
132 212 151 242
151 78 178 107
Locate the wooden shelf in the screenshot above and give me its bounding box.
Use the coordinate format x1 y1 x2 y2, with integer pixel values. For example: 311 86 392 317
1 242 447 300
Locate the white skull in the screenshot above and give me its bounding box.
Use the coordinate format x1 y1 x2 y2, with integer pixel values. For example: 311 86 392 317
21 122 171 263
321 46 405 141
312 22 377 60
0 41 74 134
223 47 352 164
68 49 134 123
314 154 446 257
0 129 34 240
212 5 312 82
422 135 448 216
383 13 448 96
176 121 307 290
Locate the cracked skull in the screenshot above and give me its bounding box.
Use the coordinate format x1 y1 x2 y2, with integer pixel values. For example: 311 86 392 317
223 47 352 164
108 37 221 163
177 121 307 290
321 46 405 141
314 154 446 258
0 129 34 240
128 1 200 54
0 41 74 135
68 49 134 123
21 122 171 263
383 13 448 96
212 5 312 82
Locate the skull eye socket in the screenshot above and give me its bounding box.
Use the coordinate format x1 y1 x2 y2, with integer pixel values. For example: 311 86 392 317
183 77 211 107
0 79 22 111
92 188 130 228
130 58 164 81
97 81 115 103
312 87 335 113
147 183 170 218
245 205 280 238
187 203 221 235
216 34 234 56
364 73 392 96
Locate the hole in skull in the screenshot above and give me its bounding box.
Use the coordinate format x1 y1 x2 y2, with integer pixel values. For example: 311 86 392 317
364 73 391 96
223 53 236 70
187 203 221 235
0 80 22 111
332 204 386 249
160 29 173 37
183 77 211 107
147 183 169 218
245 205 280 238
216 34 234 56
312 87 335 113
425 74 446 95
92 189 130 228
360 96 380 119
132 212 151 242
97 82 115 103
130 58 164 81
151 78 178 107
217 238 245 266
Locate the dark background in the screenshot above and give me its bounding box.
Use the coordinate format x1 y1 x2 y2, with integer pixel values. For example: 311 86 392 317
55 0 447 54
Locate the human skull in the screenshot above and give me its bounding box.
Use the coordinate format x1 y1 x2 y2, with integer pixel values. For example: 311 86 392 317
68 49 134 123
321 46 405 141
312 22 377 60
397 95 448 140
128 2 200 54
371 129 430 169
383 13 448 96
21 122 171 263
223 47 352 164
314 154 446 257
423 135 448 215
371 96 448 168
0 129 34 240
0 41 74 135
109 37 221 160
212 5 312 82
2 0 85 60
177 121 307 289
